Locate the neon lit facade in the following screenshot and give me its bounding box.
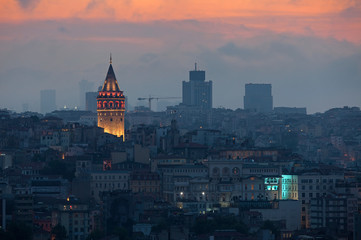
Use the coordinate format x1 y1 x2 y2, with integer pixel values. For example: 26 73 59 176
281 175 298 200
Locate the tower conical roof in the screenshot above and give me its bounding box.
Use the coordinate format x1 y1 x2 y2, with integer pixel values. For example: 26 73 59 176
101 63 121 92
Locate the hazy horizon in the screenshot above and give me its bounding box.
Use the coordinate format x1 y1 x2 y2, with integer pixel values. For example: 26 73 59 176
1 0 360 114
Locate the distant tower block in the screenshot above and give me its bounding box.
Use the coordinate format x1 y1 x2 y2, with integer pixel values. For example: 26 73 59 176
182 63 213 109
244 83 273 113
97 55 126 139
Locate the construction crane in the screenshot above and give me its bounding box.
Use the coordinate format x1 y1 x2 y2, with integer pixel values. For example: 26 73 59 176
137 96 181 111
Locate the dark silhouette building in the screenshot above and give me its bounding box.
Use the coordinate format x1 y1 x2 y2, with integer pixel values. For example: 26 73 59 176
244 83 273 113
182 63 212 109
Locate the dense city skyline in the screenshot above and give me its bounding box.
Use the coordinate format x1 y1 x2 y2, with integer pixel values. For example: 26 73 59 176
1 2 361 238
0 0 360 113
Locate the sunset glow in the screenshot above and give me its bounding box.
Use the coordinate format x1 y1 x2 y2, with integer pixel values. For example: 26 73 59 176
0 0 360 113
1 0 360 43
0 0 356 21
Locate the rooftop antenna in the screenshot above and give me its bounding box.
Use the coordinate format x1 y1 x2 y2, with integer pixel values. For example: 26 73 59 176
195 62 197 71
110 53 112 64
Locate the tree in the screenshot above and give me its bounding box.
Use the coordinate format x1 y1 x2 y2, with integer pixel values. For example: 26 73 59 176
0 221 33 240
86 229 104 240
151 220 170 233
41 160 75 181
51 224 67 240
114 226 131 240
261 220 280 237
192 215 248 235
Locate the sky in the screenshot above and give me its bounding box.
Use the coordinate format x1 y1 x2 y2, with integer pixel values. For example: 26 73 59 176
0 0 360 114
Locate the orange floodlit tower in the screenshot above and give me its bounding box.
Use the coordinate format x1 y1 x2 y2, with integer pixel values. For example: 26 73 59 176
97 55 125 139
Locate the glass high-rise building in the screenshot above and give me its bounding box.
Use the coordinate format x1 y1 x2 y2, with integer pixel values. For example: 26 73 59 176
182 63 212 109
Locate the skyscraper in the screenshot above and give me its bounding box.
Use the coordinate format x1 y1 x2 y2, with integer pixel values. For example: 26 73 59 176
182 63 212 109
97 55 125 139
40 89 56 114
244 83 273 113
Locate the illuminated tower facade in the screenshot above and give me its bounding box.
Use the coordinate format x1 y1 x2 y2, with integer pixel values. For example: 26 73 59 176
97 56 125 139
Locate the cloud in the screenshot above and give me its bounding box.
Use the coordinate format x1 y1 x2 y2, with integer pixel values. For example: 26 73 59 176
288 0 303 5
200 35 361 112
0 19 360 113
139 53 158 63
339 6 361 18
0 1 359 44
218 42 258 60
57 26 68 33
217 38 304 64
15 0 40 9
84 0 116 18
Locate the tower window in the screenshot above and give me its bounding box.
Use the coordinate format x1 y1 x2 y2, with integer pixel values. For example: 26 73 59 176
120 118 123 122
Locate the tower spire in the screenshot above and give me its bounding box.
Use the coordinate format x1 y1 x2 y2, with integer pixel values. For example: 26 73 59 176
195 62 197 71
101 55 120 92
